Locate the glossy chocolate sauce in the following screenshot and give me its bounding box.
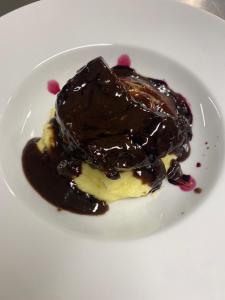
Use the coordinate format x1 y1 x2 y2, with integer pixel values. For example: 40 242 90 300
22 121 108 215
23 56 194 215
134 159 166 192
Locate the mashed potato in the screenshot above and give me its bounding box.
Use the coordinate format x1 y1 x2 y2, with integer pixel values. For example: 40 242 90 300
74 163 150 202
37 110 176 202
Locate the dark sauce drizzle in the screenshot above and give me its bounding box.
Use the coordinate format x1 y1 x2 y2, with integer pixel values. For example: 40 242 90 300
22 136 108 215
22 55 195 215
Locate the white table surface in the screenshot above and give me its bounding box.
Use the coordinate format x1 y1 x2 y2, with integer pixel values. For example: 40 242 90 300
0 0 225 19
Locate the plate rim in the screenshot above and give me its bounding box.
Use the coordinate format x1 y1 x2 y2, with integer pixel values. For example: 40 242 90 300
0 0 225 299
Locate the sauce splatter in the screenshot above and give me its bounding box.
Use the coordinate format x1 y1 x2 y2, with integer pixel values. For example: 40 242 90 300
47 80 60 95
196 162 201 167
194 187 202 194
205 141 208 145
117 54 131 67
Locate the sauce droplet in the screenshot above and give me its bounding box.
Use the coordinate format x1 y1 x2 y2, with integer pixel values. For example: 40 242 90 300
117 54 131 67
194 187 202 194
196 162 201 167
47 80 60 95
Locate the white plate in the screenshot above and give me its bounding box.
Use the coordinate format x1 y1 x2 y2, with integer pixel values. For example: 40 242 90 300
0 0 225 299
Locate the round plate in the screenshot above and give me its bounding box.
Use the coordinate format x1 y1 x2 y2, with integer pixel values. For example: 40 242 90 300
0 0 225 299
